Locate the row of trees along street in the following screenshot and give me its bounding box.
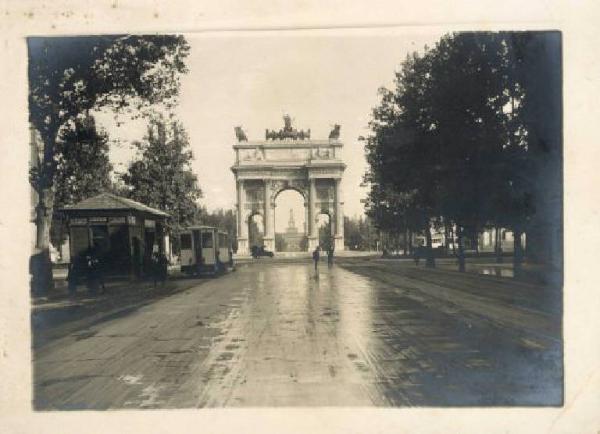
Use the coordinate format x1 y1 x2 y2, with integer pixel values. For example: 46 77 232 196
49 113 240 259
362 32 562 274
28 35 229 294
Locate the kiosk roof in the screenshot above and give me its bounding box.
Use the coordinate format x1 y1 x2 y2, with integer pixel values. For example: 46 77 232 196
62 193 170 218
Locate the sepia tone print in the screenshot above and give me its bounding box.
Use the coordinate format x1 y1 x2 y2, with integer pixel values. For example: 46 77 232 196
28 30 562 409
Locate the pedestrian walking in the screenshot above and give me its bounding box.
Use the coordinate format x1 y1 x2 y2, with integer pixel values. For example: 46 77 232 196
327 245 334 267
312 246 320 274
67 254 85 296
152 251 169 287
413 247 421 266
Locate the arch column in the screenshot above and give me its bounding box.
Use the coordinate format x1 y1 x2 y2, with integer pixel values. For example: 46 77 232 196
308 178 319 251
334 178 345 251
236 179 249 255
263 180 275 251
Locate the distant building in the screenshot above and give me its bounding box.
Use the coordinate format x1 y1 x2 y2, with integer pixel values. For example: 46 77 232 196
277 209 304 252
414 225 524 252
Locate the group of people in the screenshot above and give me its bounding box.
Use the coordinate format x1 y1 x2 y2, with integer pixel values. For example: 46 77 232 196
67 247 106 296
312 245 334 274
67 247 169 296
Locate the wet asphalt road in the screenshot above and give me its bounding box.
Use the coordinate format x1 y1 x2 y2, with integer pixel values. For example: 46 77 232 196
33 259 562 409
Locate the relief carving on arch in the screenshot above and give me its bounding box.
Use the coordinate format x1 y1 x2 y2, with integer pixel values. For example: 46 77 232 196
240 147 265 161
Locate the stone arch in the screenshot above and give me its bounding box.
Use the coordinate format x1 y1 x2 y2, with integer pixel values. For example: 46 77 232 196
269 180 308 206
232 128 345 255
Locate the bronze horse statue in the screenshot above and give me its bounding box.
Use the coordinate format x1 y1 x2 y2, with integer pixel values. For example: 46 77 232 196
234 126 248 142
265 127 311 140
265 115 310 140
329 124 341 140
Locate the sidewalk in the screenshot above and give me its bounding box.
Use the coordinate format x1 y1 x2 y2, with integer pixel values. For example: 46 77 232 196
338 259 562 344
371 255 561 286
32 270 211 349
34 264 184 308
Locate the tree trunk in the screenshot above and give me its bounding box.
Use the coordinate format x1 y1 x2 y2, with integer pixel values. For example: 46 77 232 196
424 224 435 268
495 225 503 263
403 227 408 256
513 228 524 277
31 187 56 295
444 222 450 256
457 225 466 272
473 229 479 255
408 228 413 255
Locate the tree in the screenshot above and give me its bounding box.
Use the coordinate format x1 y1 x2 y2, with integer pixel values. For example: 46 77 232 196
363 52 440 267
507 32 562 274
121 117 202 242
363 32 557 273
28 35 190 293
343 215 376 251
426 33 511 272
344 217 362 250
364 183 420 255
50 114 113 253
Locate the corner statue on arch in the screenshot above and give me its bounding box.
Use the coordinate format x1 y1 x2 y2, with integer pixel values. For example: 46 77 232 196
231 117 346 255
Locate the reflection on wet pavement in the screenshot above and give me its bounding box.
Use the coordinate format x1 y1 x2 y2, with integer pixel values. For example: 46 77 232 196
189 263 561 406
479 267 514 278
33 260 561 408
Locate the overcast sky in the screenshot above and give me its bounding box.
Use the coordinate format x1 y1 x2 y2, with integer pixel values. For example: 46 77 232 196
97 29 444 232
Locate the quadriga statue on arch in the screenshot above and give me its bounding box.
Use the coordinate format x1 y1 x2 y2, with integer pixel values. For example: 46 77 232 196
265 114 310 140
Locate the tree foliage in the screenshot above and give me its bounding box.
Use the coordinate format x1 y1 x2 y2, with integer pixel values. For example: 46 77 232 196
28 34 190 293
50 115 113 249
121 117 202 236
28 35 190 196
344 216 378 251
53 115 113 208
363 32 560 272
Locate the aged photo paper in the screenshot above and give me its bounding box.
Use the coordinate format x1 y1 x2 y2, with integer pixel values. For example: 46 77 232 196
1 0 599 433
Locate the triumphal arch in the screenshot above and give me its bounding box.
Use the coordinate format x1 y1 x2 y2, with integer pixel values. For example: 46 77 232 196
232 116 346 255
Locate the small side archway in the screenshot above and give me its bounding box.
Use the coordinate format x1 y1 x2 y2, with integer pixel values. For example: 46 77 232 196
247 212 264 250
316 212 333 250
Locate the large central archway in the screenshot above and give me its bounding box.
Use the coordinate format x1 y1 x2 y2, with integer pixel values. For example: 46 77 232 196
231 117 346 255
274 189 307 252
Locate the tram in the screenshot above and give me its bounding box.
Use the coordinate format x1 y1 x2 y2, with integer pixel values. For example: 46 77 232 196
179 226 233 276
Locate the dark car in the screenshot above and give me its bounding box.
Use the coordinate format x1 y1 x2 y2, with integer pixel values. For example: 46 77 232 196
251 245 274 258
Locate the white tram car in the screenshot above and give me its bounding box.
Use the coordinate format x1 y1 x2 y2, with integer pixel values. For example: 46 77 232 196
179 226 233 276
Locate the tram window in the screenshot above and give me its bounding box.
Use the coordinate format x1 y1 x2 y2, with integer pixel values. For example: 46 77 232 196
180 233 192 249
201 231 213 248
